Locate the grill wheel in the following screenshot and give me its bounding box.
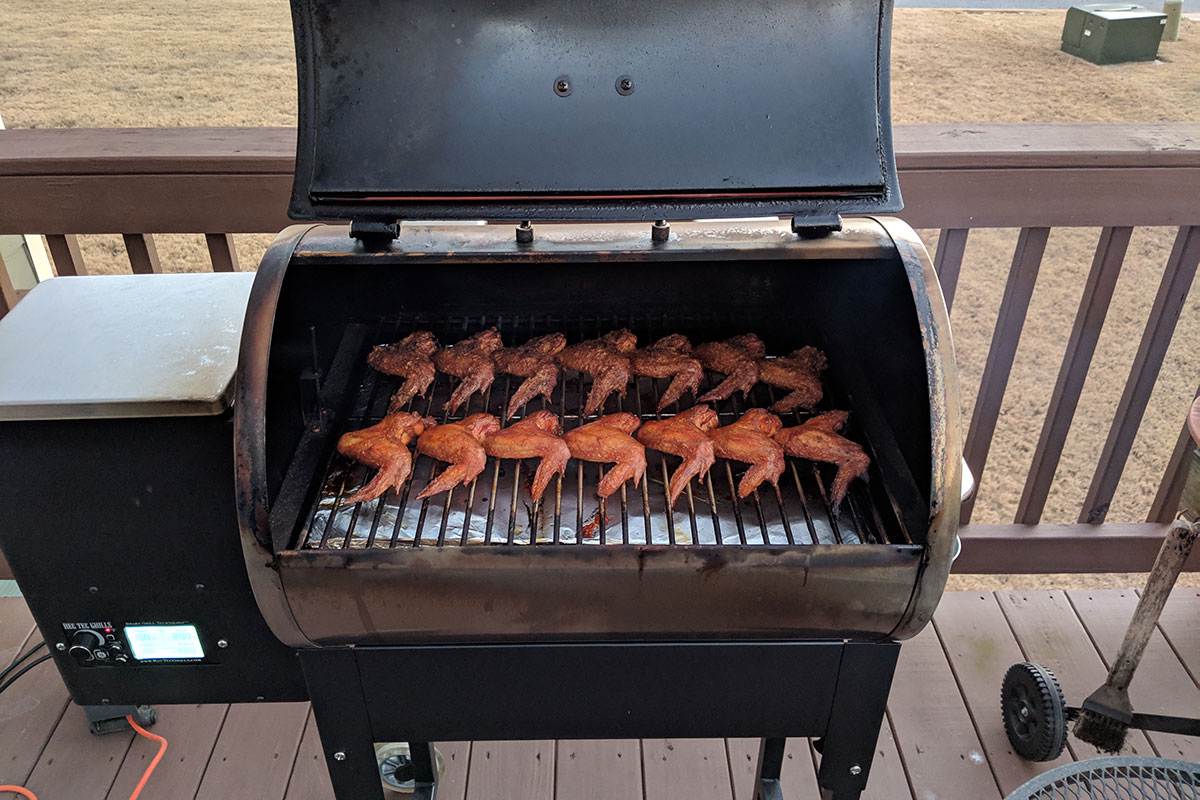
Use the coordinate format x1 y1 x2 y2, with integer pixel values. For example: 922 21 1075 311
1002 662 1069 762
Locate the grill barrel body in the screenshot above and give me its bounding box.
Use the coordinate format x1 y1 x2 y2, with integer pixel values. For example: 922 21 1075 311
234 217 960 647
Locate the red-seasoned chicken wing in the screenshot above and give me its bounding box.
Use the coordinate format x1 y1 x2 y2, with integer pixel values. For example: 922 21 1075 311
709 408 785 498
563 412 646 498
761 346 827 413
695 333 767 404
367 331 439 412
336 412 434 504
773 411 869 508
635 405 719 507
558 329 637 418
434 328 504 416
415 413 502 499
483 410 570 503
493 333 566 421
631 334 705 412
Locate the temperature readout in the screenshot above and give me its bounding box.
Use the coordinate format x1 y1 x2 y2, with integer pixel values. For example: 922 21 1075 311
124 624 205 661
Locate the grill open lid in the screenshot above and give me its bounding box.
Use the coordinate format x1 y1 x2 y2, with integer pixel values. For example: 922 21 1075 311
289 0 902 224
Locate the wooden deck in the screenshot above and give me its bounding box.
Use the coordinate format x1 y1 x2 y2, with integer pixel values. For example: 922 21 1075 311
1 588 1198 800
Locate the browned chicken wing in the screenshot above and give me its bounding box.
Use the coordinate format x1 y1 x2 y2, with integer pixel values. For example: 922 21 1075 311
483 410 570 503
415 413 502 499
558 329 637 417
367 331 439 412
761 346 827 413
631 334 705 412
493 333 567 421
774 411 869 508
709 408 786 498
563 412 646 498
336 412 434 504
434 328 504 416
635 405 719 507
695 334 767 403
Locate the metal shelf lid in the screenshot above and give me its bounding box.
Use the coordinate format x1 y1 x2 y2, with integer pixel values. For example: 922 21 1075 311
0 273 253 421
288 0 902 224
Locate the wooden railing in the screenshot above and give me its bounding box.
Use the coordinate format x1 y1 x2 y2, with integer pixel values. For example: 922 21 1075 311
1 123 1198 574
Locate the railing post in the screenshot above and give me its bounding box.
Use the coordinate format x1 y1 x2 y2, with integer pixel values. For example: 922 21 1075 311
122 233 162 274
44 234 85 276
205 233 240 272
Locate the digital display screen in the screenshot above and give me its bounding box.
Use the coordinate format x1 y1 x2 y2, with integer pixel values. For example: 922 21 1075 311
124 625 204 661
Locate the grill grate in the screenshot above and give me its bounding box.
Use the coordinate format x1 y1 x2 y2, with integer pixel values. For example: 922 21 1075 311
299 313 908 550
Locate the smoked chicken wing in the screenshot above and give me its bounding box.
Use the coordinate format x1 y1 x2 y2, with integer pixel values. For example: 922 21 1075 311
336 412 433 504
434 328 504 416
493 333 567 421
415 413 502 499
558 329 637 417
631 334 705 412
774 411 869 508
695 334 767 403
760 346 827 413
367 331 439 412
635 405 719 507
709 408 786 498
483 410 570 502
563 412 646 498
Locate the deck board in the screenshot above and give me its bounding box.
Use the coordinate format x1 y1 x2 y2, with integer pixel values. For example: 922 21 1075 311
933 592 1072 793
1067 588 1200 761
1155 586 1200 687
642 739 733 800
105 704 228 800
996 590 1155 759
556 740 643 800
464 740 555 800
192 701 309 800
887 624 1002 799
4 590 1196 800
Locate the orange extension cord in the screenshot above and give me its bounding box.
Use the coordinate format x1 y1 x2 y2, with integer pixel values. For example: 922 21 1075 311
0 714 168 800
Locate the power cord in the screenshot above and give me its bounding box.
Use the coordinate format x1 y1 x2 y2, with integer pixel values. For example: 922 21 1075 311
0 645 169 800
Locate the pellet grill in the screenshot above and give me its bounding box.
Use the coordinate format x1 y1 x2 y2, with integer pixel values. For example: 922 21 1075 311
0 1 964 798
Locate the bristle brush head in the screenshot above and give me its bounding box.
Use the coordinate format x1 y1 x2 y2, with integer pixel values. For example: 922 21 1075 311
1073 708 1128 753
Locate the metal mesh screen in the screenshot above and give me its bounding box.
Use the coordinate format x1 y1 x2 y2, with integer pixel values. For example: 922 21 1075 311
1009 757 1200 800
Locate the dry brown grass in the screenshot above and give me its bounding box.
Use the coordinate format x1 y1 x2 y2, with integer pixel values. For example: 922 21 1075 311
1 4 1198 589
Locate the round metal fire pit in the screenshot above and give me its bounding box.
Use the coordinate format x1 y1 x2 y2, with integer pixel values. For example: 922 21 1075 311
1006 756 1200 799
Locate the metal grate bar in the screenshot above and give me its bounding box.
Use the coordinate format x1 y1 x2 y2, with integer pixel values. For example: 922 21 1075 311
301 313 901 550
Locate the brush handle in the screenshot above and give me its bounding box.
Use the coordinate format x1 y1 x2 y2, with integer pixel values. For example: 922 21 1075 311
1107 518 1199 690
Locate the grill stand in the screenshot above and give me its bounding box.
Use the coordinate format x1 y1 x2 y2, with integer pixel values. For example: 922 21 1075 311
299 641 899 800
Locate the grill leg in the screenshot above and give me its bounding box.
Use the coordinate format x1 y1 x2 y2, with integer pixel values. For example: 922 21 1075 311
754 737 786 800
815 642 899 800
300 649 391 800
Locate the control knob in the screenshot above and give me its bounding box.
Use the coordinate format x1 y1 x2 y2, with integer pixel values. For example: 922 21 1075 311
67 629 106 663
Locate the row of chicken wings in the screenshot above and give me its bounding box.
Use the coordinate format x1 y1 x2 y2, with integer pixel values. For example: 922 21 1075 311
336 404 870 514
367 328 827 420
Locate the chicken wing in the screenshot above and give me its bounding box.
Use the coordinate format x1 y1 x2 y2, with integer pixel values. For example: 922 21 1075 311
774 411 869 508
493 333 566 421
709 408 786 498
415 413 502 499
434 328 504 416
483 410 570 502
636 405 719 507
695 333 767 403
631 334 705 412
366 331 440 412
336 412 434 504
760 346 827 413
563 412 646 498
558 329 637 417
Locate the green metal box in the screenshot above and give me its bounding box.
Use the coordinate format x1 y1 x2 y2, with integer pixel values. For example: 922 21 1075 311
1062 4 1167 64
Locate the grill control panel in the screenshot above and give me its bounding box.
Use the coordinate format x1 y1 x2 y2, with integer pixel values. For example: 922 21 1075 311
61 621 209 666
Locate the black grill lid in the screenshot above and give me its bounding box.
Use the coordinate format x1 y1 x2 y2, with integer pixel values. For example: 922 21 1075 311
289 0 901 223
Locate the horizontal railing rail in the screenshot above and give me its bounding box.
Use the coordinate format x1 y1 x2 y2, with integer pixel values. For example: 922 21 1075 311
0 123 1198 576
